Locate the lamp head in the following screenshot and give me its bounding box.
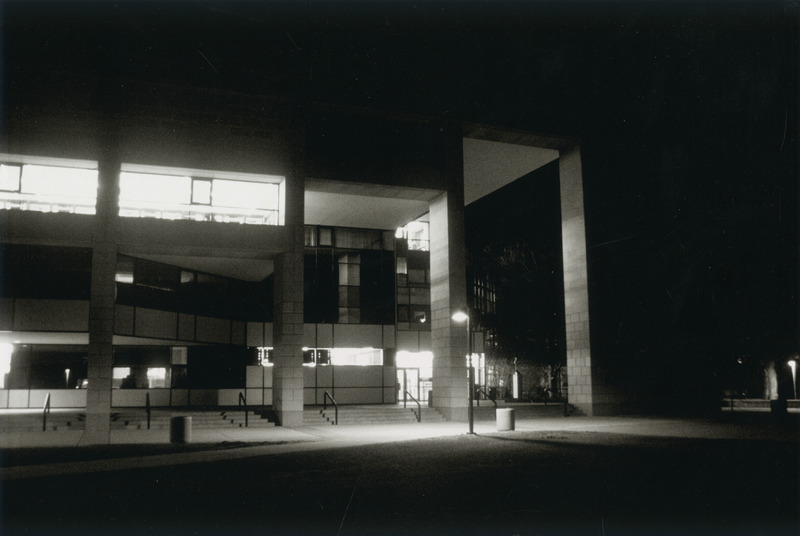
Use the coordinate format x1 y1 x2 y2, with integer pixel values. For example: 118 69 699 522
451 311 469 323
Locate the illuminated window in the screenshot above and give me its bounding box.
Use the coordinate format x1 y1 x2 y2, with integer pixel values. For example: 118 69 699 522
330 347 383 366
112 367 132 389
113 367 131 379
0 157 98 214
147 367 168 388
191 179 212 205
256 347 274 367
396 220 429 251
396 350 433 378
118 165 284 225
0 343 12 389
0 165 21 191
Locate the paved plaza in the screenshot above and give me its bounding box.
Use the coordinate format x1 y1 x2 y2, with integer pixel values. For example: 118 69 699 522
2 412 798 535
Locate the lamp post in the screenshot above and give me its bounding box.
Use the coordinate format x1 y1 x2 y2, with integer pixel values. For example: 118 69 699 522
789 359 797 400
452 310 474 434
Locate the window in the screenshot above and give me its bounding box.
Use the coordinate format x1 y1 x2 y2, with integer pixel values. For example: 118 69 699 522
395 220 429 251
114 255 272 321
0 157 98 215
338 253 360 323
334 228 383 250
304 226 318 247
330 347 383 366
118 165 284 225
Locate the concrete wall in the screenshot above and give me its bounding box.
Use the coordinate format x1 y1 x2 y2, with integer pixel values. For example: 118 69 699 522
0 389 87 409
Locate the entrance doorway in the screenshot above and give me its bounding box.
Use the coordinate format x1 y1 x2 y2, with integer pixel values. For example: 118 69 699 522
397 368 420 403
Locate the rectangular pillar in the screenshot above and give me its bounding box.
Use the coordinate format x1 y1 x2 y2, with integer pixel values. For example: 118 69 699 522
80 147 119 445
560 143 609 416
430 124 470 422
272 123 305 427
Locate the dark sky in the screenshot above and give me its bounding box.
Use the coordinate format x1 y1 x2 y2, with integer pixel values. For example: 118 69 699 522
2 0 798 400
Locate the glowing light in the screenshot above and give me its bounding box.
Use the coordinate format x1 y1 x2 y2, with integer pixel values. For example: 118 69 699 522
452 311 469 323
147 367 167 380
396 351 433 378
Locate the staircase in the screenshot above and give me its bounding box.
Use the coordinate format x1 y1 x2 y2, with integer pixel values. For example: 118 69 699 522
0 408 275 434
109 409 276 430
304 404 447 425
0 410 85 433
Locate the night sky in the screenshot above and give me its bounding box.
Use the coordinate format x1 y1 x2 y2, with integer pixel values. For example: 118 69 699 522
2 1 798 407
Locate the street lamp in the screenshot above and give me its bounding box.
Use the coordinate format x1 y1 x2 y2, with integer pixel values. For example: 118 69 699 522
452 310 474 434
789 359 797 400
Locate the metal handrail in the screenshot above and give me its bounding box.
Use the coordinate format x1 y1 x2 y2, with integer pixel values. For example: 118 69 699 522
42 392 51 431
238 391 248 427
475 387 497 408
146 392 152 430
323 391 338 425
404 391 421 422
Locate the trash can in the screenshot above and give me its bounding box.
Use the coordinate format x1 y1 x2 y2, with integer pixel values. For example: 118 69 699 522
496 408 515 431
170 416 192 443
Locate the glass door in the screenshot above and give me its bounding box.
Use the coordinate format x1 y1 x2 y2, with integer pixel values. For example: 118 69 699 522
397 368 420 403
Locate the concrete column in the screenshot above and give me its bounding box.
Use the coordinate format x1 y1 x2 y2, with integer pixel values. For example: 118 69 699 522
80 147 119 445
560 143 609 416
430 124 469 422
272 124 305 427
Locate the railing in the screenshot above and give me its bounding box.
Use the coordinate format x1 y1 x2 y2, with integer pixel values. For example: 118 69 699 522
323 391 338 425
238 391 249 427
42 392 51 431
146 392 152 430
404 391 421 422
475 387 497 408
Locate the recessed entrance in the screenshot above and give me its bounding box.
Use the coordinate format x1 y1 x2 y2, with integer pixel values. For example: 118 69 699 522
397 368 421 403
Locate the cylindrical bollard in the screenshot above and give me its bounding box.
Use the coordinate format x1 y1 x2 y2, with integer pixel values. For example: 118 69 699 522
170 416 192 443
496 408 515 431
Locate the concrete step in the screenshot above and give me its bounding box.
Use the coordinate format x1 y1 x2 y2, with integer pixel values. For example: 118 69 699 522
110 410 275 430
0 412 86 433
304 405 447 425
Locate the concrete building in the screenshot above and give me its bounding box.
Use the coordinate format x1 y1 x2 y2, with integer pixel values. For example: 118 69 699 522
0 73 602 444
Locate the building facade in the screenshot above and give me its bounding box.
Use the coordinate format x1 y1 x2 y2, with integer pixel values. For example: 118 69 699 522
0 75 601 443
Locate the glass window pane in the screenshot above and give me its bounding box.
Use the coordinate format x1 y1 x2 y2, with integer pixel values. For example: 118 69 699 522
304 226 317 246
0 164 21 191
212 179 276 210
408 269 427 285
410 287 430 305
192 179 212 204
319 227 332 246
21 165 97 198
119 172 191 204
396 257 407 275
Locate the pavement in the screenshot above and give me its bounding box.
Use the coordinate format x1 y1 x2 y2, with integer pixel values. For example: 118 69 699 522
2 411 798 481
